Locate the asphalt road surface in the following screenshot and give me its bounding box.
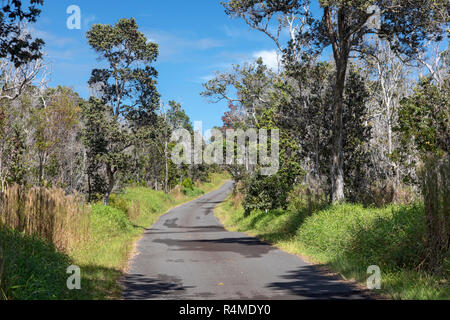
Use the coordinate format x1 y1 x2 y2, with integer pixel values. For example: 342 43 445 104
122 181 369 300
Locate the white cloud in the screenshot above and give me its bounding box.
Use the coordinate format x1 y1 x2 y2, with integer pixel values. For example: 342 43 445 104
252 50 280 71
145 30 225 62
199 74 215 82
29 28 77 48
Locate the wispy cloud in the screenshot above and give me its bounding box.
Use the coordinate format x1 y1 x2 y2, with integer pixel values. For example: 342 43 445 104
29 28 77 48
145 30 225 62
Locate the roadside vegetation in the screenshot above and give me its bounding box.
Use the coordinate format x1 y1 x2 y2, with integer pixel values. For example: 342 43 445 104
216 185 449 300
0 172 229 300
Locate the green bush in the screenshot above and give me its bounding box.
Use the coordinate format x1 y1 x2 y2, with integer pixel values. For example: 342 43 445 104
108 194 130 216
183 186 205 197
181 177 204 197
182 177 194 190
243 168 302 216
91 204 133 237
296 203 427 271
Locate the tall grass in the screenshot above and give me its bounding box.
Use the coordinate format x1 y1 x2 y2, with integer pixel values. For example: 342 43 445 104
418 154 449 274
0 184 90 252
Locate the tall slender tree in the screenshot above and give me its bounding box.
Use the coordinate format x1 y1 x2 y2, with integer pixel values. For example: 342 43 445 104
85 18 160 204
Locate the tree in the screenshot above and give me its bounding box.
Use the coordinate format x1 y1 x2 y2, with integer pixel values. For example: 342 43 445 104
396 77 449 159
396 77 449 273
243 107 304 215
86 18 160 204
81 98 133 204
30 86 83 189
202 58 275 127
222 0 449 202
362 39 411 195
86 18 159 118
0 0 44 67
148 101 191 193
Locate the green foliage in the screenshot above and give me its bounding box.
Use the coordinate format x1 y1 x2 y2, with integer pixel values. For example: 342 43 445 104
242 107 305 215
342 67 372 201
86 17 159 119
243 169 300 215
181 177 194 190
222 0 449 202
81 97 133 203
108 194 130 217
183 186 205 197
90 204 133 237
3 123 28 185
180 177 205 196
0 225 72 300
0 0 45 67
84 18 161 203
396 78 449 158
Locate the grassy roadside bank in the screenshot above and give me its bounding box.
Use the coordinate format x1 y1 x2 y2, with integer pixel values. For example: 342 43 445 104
215 196 449 300
0 172 229 300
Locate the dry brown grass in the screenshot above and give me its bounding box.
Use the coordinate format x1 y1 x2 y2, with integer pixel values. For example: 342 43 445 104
418 154 449 273
170 185 184 200
231 181 245 209
0 184 90 252
128 201 140 222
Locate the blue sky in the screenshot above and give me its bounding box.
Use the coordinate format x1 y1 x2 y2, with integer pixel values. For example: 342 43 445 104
33 0 299 130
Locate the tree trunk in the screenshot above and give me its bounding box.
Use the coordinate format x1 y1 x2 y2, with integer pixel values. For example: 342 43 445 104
87 174 92 203
324 6 349 204
164 140 169 194
103 164 115 205
330 58 347 203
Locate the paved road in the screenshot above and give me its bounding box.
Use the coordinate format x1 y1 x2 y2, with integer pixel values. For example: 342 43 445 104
122 181 368 300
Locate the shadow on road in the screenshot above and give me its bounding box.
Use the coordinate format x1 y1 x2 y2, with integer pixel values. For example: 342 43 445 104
153 236 276 258
266 265 370 299
122 273 195 300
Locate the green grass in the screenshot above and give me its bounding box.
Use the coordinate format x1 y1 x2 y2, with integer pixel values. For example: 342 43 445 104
0 172 230 300
215 198 449 300
0 226 73 300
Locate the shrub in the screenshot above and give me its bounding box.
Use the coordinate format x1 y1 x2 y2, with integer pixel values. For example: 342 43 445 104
296 204 427 271
181 177 204 197
183 186 204 197
91 204 133 237
243 169 301 216
181 177 194 191
287 184 328 217
108 194 129 216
